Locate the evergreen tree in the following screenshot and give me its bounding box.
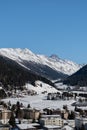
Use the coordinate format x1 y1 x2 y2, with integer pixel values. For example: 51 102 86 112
9 113 15 127
27 104 30 108
68 111 75 119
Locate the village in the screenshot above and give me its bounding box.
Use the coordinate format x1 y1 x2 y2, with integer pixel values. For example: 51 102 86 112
0 82 87 130
0 0 87 129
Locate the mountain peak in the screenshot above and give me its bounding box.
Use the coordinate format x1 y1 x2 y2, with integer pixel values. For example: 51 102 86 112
50 54 60 60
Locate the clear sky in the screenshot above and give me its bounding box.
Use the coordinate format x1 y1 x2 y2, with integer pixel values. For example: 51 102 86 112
0 0 87 64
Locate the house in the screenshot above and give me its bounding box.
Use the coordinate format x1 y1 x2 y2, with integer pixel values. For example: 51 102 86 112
40 115 63 127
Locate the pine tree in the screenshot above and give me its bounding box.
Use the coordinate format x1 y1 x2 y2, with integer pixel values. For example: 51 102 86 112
9 113 15 127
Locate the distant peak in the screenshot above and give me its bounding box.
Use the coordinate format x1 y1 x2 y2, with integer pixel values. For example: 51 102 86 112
50 54 60 60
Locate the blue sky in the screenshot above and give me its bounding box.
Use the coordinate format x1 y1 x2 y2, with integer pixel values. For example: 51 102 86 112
0 0 87 64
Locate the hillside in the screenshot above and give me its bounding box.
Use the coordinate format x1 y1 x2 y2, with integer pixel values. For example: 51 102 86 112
0 56 55 89
63 64 87 86
0 48 82 89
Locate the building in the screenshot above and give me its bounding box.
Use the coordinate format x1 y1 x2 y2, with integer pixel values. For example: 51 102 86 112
0 108 11 124
0 126 10 130
75 117 87 130
23 108 40 121
61 109 69 120
40 115 63 127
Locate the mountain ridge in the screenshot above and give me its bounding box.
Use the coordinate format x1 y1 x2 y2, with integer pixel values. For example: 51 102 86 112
0 48 83 89
0 48 81 76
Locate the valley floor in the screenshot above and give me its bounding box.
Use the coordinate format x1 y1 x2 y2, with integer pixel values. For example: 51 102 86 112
2 94 75 111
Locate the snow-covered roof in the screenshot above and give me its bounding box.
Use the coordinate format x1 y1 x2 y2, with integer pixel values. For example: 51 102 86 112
41 115 61 118
61 125 74 130
17 123 35 129
44 125 61 129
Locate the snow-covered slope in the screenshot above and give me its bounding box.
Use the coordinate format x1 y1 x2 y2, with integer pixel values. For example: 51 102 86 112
0 48 81 75
25 81 59 94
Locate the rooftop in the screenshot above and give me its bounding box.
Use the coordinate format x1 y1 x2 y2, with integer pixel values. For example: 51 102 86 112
41 115 61 118
17 124 35 129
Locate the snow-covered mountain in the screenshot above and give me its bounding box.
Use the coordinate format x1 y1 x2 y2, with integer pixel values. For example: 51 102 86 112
0 48 81 76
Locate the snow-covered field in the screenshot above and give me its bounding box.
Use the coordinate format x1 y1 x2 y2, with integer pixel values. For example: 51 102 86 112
2 94 75 110
2 81 76 111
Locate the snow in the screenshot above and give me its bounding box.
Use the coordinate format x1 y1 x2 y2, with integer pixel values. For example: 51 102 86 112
2 81 75 110
0 48 82 75
17 123 35 129
55 83 68 90
61 125 74 130
2 94 75 110
44 125 61 129
25 81 59 94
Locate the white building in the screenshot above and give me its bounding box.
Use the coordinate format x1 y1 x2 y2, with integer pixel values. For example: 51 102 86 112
40 115 63 127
